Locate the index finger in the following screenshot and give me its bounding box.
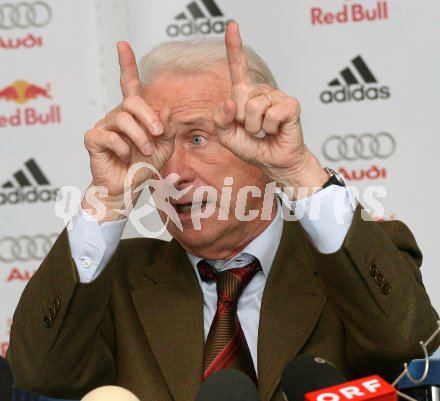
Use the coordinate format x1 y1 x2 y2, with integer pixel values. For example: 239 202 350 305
225 22 250 85
117 41 142 98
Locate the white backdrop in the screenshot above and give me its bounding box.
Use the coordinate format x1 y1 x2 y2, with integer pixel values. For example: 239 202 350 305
1 0 439 359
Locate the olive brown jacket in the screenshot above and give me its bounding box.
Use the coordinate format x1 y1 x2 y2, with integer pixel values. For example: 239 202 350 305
7 206 439 401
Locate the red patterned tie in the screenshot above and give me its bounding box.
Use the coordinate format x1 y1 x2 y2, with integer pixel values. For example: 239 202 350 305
197 259 261 385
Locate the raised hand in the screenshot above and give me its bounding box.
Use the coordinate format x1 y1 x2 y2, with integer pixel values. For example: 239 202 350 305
82 42 177 221
214 22 327 195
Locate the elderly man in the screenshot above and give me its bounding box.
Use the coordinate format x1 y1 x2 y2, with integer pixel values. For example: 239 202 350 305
7 22 439 401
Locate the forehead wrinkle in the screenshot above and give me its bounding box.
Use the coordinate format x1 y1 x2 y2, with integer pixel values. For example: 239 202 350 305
145 69 231 110
168 98 217 126
169 98 214 113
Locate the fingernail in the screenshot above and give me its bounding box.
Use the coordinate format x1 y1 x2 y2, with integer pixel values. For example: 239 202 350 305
253 130 266 139
143 143 152 155
152 121 163 135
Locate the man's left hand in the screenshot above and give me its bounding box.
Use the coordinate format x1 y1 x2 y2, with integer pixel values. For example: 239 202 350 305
214 22 328 198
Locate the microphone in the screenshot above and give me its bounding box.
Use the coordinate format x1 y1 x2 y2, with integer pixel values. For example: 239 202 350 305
0 356 13 401
81 386 141 401
194 369 260 401
398 358 440 401
281 355 347 401
304 375 397 401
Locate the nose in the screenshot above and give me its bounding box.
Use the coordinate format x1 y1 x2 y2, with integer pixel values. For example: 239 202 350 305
160 145 196 189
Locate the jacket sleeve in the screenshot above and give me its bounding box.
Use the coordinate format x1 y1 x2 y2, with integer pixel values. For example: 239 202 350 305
313 205 440 378
7 228 117 400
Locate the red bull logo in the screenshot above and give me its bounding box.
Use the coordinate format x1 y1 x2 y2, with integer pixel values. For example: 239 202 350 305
0 80 61 128
0 80 51 104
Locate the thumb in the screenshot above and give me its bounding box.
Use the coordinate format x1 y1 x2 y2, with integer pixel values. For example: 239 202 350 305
214 99 237 142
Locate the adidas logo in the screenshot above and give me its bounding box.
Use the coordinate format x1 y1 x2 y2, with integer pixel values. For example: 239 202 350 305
320 55 391 104
0 158 59 206
166 0 232 38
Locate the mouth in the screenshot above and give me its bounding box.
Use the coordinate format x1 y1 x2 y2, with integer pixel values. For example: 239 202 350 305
173 201 209 214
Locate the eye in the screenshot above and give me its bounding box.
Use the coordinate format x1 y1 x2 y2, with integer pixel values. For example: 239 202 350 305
191 135 206 145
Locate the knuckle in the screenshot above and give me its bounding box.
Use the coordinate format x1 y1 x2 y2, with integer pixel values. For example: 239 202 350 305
84 129 95 146
261 84 273 92
120 146 130 159
115 111 131 128
265 108 278 122
97 108 117 128
233 84 255 103
271 89 284 98
128 80 141 94
234 82 248 94
122 95 139 110
245 98 260 114
286 96 300 111
107 131 121 146
94 118 105 128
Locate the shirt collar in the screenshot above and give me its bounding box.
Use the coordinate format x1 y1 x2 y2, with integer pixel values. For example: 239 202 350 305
186 197 283 278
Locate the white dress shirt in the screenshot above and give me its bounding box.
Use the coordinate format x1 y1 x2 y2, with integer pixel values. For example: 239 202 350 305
68 185 355 370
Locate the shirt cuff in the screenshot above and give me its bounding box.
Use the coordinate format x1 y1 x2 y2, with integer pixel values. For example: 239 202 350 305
282 185 355 254
68 208 127 283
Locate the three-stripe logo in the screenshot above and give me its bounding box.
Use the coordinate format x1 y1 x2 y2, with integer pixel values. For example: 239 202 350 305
2 158 49 189
166 0 231 37
320 55 390 104
174 0 223 20
328 56 377 87
0 158 59 205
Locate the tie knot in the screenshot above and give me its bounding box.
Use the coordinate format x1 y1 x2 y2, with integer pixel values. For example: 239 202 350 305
197 259 262 302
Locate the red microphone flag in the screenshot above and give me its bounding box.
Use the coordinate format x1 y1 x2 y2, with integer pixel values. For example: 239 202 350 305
305 375 397 401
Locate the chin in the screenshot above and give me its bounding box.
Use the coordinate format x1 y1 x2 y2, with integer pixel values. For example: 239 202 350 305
167 218 230 254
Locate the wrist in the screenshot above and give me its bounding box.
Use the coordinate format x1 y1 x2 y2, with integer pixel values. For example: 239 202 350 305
276 153 328 200
81 184 141 224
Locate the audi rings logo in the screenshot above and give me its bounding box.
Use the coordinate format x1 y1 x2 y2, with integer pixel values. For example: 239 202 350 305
0 2 52 30
0 234 57 263
322 133 396 162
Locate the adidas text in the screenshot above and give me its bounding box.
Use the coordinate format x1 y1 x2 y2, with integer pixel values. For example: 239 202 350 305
0 187 60 206
320 85 391 104
311 2 388 25
166 19 233 37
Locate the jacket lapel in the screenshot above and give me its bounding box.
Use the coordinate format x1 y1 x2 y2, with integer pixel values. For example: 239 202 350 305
258 221 327 401
131 239 204 401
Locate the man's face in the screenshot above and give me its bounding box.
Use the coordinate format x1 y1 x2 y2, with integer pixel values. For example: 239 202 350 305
142 66 275 259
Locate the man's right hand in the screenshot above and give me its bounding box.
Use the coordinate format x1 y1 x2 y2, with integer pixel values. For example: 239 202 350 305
82 42 176 222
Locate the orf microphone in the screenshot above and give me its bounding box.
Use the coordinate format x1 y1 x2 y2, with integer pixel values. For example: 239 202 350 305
0 356 13 401
305 375 397 401
81 386 140 401
281 355 346 401
194 369 260 401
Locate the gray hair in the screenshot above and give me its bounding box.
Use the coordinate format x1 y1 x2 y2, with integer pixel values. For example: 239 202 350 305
138 38 278 89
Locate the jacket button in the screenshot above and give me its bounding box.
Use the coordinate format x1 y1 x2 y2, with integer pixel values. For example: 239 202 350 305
375 273 385 285
44 316 53 328
48 306 56 319
53 298 61 311
369 264 378 277
381 282 391 295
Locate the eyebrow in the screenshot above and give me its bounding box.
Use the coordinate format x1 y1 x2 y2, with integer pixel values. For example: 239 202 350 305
181 117 212 128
